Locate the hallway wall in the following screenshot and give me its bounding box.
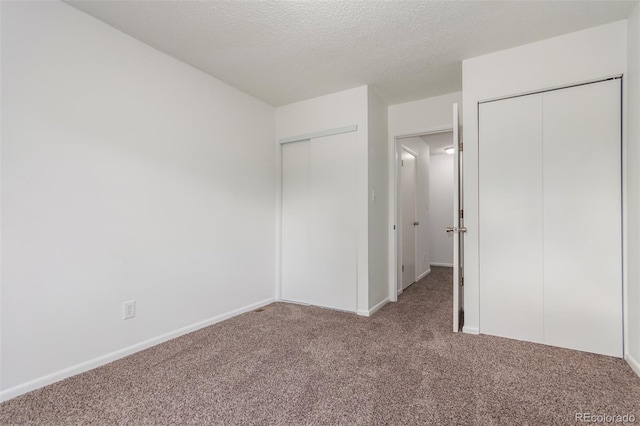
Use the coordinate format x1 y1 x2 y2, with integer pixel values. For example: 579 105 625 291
429 153 454 267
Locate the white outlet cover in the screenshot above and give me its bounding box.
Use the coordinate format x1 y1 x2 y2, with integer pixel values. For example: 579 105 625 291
123 300 136 320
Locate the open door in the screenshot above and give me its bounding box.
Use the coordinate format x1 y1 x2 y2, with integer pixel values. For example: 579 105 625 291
400 147 418 290
452 103 464 332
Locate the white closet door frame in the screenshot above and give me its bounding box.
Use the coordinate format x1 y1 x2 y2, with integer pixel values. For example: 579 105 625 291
479 75 622 104
279 125 357 145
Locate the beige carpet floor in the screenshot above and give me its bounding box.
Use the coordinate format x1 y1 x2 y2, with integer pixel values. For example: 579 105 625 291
2 266 639 425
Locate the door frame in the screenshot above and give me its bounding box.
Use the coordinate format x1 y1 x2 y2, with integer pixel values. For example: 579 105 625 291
398 145 418 294
389 125 453 302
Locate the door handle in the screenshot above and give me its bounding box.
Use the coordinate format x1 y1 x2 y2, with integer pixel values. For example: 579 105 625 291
446 226 467 233
414 222 420 226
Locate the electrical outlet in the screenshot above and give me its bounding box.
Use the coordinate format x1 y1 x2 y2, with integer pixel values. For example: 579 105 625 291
123 300 135 320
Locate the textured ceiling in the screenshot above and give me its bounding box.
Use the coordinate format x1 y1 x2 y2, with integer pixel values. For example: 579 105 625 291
64 0 638 106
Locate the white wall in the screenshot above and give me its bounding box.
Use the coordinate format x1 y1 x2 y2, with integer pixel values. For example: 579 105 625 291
398 137 431 282
388 92 463 137
367 88 389 311
462 21 627 336
387 91 461 300
627 3 640 375
1 1 276 399
429 153 454 266
275 86 369 314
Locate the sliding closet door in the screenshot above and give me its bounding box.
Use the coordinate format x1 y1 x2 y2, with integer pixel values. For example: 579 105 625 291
479 94 544 343
543 79 622 357
281 140 311 305
281 132 358 312
307 132 357 311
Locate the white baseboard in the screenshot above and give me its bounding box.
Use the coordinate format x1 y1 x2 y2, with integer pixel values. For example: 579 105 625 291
462 325 479 335
0 297 275 402
370 298 389 315
626 351 640 378
278 299 310 307
357 297 390 317
417 269 431 281
431 262 453 267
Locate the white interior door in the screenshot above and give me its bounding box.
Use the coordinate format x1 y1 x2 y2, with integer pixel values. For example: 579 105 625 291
542 79 622 357
281 132 358 312
479 94 545 343
401 148 417 290
452 103 462 332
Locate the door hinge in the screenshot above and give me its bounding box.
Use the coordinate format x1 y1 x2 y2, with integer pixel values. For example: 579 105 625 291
461 276 464 286
401 160 404 166
393 225 396 230
459 209 464 219
402 265 405 272
459 143 463 152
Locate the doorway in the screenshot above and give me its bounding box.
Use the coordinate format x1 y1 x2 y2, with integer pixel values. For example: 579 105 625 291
394 130 456 294
391 104 463 332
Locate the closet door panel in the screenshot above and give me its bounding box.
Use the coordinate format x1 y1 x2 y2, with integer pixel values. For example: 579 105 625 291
542 79 622 357
281 141 311 304
479 94 544 343
308 132 358 312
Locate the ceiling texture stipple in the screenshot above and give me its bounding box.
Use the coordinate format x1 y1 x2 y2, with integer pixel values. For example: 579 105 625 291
64 0 637 107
